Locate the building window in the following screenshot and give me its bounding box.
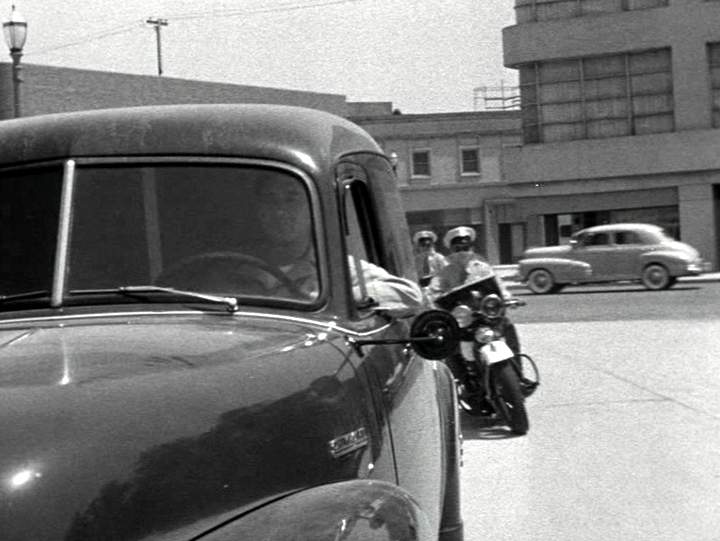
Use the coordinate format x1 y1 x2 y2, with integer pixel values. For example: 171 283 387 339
460 148 480 176
709 43 720 127
519 48 674 143
515 0 668 23
411 150 431 177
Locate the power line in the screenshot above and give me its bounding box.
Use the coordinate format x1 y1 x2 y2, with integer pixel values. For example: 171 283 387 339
27 0 363 57
171 0 364 21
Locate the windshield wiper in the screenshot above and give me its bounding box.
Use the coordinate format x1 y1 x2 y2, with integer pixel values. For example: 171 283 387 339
0 290 51 304
115 285 239 313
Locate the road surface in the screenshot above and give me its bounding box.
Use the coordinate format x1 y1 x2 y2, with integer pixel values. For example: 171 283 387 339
460 281 720 541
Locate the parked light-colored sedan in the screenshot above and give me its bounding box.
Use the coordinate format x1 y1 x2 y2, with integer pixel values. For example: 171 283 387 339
518 223 709 294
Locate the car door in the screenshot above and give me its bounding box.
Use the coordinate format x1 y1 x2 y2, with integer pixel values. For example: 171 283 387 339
611 229 646 278
339 170 444 533
573 231 618 280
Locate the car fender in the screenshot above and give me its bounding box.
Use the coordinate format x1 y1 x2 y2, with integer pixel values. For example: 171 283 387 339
431 360 464 541
638 251 690 275
518 258 592 283
199 479 433 540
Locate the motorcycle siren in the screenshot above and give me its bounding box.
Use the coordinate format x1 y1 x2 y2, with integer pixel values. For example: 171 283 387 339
443 226 476 251
413 230 437 246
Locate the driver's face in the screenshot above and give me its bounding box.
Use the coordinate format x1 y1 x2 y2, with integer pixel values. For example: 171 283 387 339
256 180 311 245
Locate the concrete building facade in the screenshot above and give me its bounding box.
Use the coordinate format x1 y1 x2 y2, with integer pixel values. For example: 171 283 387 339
503 0 720 269
351 110 523 264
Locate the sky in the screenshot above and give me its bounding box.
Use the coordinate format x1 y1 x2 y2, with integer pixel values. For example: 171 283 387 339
12 0 518 114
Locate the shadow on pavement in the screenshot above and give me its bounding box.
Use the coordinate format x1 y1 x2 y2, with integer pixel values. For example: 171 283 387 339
459 414 520 440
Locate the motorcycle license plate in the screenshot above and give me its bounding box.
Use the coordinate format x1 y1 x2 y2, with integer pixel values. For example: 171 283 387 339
480 340 515 365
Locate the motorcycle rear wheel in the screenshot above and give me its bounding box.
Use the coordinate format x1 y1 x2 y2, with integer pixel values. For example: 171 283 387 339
493 362 529 435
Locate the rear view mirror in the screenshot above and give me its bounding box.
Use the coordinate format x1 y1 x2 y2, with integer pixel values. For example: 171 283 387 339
409 310 459 360
350 309 459 358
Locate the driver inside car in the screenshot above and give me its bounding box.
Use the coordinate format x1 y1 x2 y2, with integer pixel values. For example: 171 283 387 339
236 174 424 311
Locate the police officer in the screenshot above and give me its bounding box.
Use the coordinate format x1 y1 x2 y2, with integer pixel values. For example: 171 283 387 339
412 230 448 287
430 225 519 353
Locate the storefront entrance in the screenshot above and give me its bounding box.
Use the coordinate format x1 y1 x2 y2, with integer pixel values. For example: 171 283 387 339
543 206 679 246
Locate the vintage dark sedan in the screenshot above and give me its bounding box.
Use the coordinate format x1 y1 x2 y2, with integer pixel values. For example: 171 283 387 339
0 105 463 540
518 222 708 294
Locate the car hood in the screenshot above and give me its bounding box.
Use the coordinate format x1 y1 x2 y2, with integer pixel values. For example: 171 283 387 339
521 245 573 259
0 314 369 541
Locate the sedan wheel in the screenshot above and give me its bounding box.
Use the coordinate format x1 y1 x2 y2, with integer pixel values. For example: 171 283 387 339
641 263 671 290
527 269 555 294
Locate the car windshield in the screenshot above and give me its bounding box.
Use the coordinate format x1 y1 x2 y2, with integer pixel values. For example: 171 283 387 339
0 162 320 308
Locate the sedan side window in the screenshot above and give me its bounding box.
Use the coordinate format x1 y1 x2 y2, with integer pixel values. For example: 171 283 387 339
615 231 640 245
585 232 610 246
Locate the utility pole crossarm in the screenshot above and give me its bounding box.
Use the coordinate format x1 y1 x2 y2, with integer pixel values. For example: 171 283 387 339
146 17 168 76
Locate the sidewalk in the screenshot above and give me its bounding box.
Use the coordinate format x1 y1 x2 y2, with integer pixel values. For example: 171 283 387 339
493 265 720 290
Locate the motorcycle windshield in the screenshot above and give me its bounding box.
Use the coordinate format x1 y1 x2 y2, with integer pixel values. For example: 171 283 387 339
433 275 502 311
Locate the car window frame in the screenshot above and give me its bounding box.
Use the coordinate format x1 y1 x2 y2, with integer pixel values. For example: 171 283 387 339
53 156 330 310
336 164 387 318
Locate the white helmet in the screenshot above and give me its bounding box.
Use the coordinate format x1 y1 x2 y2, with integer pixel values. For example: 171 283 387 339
443 226 476 250
412 230 437 245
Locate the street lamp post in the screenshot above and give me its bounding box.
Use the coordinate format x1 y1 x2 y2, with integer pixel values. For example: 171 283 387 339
2 4 27 118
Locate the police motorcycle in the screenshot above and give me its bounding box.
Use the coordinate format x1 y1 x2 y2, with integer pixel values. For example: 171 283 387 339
425 269 540 435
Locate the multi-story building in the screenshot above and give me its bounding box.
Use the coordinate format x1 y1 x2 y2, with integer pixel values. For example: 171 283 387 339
502 0 720 269
351 109 522 263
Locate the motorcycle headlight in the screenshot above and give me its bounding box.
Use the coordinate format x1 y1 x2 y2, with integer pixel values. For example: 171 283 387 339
480 294 505 319
474 326 496 344
450 305 473 328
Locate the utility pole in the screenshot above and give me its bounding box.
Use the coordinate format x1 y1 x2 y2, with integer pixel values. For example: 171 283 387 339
146 17 168 76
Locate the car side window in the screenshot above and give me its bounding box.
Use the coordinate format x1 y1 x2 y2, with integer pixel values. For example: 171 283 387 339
585 232 610 246
340 177 383 312
615 231 640 245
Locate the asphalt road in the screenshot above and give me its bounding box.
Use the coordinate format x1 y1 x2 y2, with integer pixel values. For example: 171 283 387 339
460 281 720 541
508 279 720 323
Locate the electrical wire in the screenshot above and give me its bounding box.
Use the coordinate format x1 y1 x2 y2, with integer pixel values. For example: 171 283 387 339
175 0 363 20
29 22 142 56
27 0 364 57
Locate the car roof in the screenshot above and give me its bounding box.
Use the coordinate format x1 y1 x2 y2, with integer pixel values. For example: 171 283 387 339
0 104 383 175
576 223 663 235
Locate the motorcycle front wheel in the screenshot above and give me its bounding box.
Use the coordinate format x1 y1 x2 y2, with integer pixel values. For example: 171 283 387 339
492 362 529 435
